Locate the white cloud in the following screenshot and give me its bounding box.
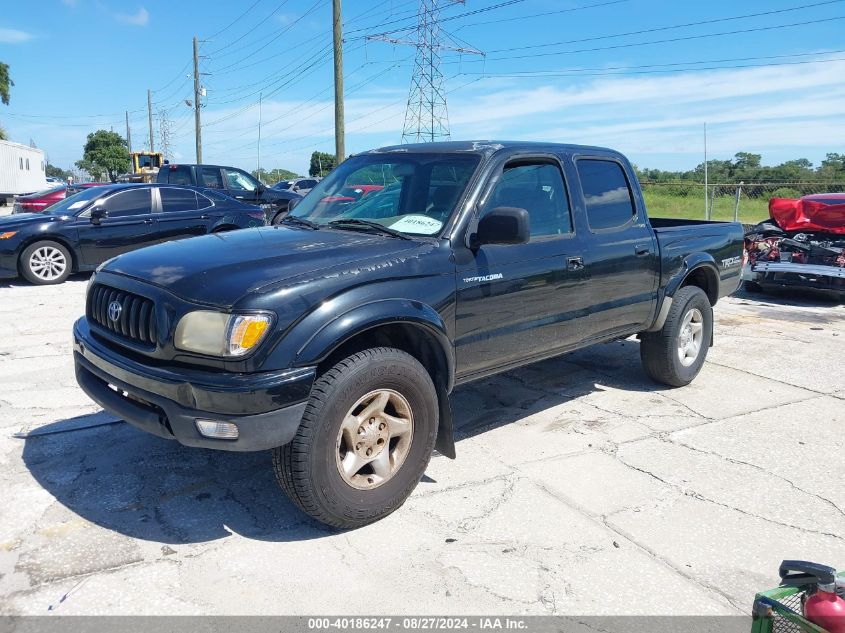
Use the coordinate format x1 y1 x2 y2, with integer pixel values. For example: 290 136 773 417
0 28 34 43
114 7 149 26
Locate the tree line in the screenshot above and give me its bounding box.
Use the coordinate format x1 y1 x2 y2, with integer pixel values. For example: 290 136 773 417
635 152 845 184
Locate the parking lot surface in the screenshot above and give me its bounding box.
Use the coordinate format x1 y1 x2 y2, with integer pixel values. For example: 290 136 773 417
0 277 842 615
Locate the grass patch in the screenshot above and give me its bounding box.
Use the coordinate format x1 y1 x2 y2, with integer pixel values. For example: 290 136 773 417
642 190 770 224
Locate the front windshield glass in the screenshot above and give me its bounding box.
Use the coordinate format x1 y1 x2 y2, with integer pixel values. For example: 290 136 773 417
46 186 111 216
290 153 480 236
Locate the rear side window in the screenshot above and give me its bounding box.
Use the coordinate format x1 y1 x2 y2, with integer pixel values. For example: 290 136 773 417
577 160 636 230
165 166 193 186
201 167 224 189
160 188 198 212
196 192 213 208
102 189 152 217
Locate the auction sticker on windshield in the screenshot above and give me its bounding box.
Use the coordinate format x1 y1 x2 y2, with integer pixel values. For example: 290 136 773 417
389 215 443 234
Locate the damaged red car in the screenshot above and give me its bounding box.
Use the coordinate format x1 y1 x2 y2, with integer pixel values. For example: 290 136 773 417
743 194 845 296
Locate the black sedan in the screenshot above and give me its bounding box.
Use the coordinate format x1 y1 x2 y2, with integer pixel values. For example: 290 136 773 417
0 183 267 285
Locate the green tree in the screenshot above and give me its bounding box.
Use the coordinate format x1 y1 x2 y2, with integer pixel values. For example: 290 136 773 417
0 62 12 106
733 152 761 171
252 167 299 184
75 130 129 182
0 61 12 140
309 151 336 177
46 163 72 180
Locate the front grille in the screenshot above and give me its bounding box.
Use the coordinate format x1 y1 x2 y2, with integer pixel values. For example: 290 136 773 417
88 284 157 346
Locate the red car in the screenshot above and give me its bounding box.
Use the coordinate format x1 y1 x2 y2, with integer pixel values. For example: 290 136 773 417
13 186 67 214
13 183 108 214
743 193 845 295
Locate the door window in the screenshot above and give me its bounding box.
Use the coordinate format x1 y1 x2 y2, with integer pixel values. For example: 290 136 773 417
577 160 636 230
165 166 193 185
225 169 259 192
483 162 572 238
200 167 225 189
160 188 198 212
101 189 152 218
196 192 213 209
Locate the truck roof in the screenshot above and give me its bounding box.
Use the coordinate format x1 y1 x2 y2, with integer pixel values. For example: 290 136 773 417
366 140 619 157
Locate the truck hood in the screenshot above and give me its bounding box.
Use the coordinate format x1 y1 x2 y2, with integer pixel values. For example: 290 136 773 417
101 226 422 307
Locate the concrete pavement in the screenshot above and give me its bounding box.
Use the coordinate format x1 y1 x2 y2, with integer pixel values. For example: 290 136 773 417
0 278 842 615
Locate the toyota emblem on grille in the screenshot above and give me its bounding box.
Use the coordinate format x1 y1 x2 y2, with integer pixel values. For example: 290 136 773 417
108 301 122 322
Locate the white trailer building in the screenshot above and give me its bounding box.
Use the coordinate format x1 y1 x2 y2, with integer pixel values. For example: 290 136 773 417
0 140 48 204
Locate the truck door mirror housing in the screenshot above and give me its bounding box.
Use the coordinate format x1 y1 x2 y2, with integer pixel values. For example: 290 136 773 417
288 197 302 211
90 207 108 225
475 207 530 246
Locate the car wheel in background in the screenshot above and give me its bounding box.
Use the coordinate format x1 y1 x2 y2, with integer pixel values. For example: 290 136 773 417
19 241 72 285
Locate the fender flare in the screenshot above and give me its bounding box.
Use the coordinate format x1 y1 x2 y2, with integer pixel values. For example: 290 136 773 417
290 299 457 459
648 255 720 332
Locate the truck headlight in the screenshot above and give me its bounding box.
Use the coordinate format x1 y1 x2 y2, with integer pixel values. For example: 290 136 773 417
174 311 272 357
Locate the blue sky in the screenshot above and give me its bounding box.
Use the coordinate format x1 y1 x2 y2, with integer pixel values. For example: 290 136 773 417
1 0 844 176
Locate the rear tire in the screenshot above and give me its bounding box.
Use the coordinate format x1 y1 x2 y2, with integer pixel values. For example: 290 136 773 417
273 347 439 529
20 241 72 285
640 286 712 387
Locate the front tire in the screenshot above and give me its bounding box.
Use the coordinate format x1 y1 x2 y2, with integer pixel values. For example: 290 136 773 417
20 241 72 285
640 286 712 387
273 347 439 529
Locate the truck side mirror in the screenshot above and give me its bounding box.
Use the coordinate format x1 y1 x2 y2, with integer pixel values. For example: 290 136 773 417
288 197 302 211
475 207 530 246
90 207 108 225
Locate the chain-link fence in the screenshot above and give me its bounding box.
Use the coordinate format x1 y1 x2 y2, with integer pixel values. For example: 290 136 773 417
639 181 845 224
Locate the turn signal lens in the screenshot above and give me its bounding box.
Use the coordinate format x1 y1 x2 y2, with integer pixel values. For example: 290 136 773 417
227 315 271 356
195 419 239 440
0 232 17 239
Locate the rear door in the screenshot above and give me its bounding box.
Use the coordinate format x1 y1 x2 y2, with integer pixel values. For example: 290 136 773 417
574 157 659 339
152 187 209 243
454 155 591 379
76 188 155 265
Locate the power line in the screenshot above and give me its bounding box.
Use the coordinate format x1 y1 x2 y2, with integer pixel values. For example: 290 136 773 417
460 53 845 78
450 15 845 63
206 0 265 41
486 0 845 54
451 0 630 30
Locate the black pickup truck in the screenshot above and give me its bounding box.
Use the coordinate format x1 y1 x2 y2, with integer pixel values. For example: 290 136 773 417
156 163 302 224
73 141 743 528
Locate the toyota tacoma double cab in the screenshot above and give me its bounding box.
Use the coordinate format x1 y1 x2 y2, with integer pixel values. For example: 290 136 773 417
73 141 743 528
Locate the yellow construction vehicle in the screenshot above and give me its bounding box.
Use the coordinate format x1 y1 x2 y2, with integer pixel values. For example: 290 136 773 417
125 151 164 183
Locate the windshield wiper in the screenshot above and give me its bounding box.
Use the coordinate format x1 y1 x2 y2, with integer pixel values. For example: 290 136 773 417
327 219 411 240
280 215 321 230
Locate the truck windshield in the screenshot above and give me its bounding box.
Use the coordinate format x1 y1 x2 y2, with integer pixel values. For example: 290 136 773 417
290 153 480 236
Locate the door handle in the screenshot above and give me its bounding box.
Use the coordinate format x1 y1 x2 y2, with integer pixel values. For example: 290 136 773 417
567 256 585 272
634 244 651 256
144 218 155 224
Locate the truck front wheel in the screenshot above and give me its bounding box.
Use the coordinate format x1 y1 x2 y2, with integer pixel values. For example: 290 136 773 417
272 347 439 529
640 286 712 387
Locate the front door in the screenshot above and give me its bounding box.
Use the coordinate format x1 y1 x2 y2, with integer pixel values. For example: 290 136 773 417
454 158 590 380
223 168 262 203
77 188 155 266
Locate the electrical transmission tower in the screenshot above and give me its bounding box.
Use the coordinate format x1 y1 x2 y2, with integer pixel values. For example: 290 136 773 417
369 0 483 143
158 108 172 160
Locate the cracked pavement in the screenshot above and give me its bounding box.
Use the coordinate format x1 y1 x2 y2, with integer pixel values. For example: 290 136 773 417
0 277 842 615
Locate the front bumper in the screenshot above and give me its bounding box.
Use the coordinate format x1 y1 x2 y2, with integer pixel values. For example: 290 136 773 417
73 317 315 451
751 262 845 293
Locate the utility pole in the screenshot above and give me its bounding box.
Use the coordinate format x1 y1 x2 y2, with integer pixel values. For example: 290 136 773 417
147 89 154 151
332 0 345 162
257 92 262 181
193 36 203 164
368 0 483 143
125 110 132 153
703 122 709 220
